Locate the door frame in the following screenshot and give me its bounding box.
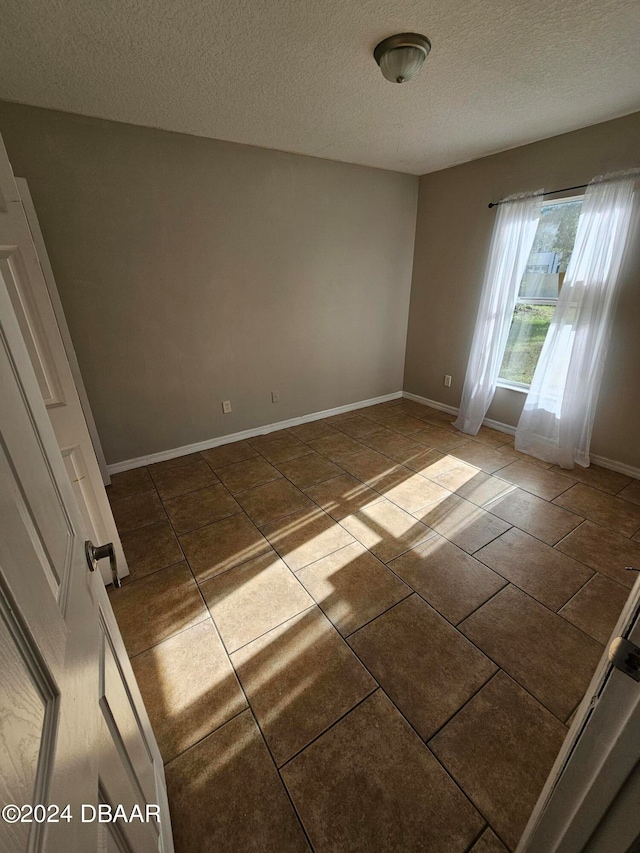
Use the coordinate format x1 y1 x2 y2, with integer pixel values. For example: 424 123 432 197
518 572 640 852
0 134 128 586
16 176 111 486
0 185 174 852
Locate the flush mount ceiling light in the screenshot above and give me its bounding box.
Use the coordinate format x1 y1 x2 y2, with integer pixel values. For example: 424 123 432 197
374 33 432 84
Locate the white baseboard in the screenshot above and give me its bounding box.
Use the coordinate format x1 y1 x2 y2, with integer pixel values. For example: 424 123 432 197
107 391 403 474
403 392 460 418
402 391 639 480
589 454 640 480
482 417 516 437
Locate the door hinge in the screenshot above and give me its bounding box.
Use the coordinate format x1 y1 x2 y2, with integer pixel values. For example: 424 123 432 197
608 636 640 682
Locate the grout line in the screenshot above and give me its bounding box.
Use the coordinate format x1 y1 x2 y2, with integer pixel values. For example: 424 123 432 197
254 501 334 532
453 583 510 628
126 615 209 661
257 560 521 851
289 540 359 575
338 593 562 853
425 668 502 747
424 711 541 853
276 687 380 772
550 468 636 498
360 530 439 568
220 603 318 657
342 591 414 640
491 469 578 504
168 507 244 538
161 703 249 770
249 439 357 524
152 480 225 504
235 700 316 849
106 484 157 502
169 603 317 851
428 669 500 747
274 758 318 852
199 450 261 472
469 534 602 603
462 824 490 853
467 523 515 556
614 479 633 496
481 502 586 550
556 573 599 614
161 704 249 769
458 566 608 650
558 565 632 603
192 542 275 586
456 600 598 726
550 494 640 540
332 674 497 845
552 517 588 550
549 479 579 501
126 606 218 662
275 470 348 491
115 472 281 669
225 474 286 497
107 486 158 506
552 517 640 578
123 610 211 660
112 511 171 537
117 558 189 591
186 564 315 822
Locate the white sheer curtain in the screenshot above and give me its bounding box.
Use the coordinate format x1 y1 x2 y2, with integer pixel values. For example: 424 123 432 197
453 190 543 435
515 171 638 468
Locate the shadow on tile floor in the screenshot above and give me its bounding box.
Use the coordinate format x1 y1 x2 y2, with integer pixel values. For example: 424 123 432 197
106 397 640 853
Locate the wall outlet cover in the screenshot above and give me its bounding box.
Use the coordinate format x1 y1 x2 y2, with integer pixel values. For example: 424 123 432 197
222 400 232 413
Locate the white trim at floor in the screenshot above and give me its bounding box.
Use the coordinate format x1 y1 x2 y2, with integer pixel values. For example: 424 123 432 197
402 391 640 481
106 391 403 474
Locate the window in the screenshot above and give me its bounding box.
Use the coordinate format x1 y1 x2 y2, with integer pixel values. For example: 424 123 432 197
498 196 583 388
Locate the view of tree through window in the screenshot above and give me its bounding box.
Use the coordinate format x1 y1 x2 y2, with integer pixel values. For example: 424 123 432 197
499 198 582 386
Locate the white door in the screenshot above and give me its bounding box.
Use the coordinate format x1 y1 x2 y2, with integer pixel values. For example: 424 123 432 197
0 137 128 585
0 154 173 852
17 176 111 487
518 573 640 852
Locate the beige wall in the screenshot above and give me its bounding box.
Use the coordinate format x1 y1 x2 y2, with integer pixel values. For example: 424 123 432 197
0 102 418 464
404 111 640 469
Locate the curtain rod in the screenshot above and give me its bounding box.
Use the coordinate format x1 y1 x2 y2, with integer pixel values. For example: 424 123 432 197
488 183 587 209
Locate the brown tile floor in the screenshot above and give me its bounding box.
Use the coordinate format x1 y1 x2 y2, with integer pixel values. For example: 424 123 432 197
107 398 640 853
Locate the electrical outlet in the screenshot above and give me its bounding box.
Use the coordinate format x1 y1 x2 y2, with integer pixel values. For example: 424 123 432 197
271 391 280 403
222 400 232 414
444 375 452 387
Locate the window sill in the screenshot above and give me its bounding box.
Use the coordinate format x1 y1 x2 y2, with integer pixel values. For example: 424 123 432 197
496 380 529 394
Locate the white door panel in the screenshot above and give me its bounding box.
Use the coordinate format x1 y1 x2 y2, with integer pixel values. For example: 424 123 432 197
17 177 111 487
0 591 58 853
0 139 127 585
0 136 173 853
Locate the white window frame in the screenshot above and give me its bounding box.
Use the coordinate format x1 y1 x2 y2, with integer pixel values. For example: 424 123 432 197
496 194 584 393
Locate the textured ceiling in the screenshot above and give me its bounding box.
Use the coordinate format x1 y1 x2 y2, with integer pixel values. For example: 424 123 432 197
2 0 639 174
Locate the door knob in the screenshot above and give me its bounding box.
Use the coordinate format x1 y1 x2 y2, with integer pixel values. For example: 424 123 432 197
85 540 121 588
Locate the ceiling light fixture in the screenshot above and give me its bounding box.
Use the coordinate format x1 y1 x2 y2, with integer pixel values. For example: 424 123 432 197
374 33 432 84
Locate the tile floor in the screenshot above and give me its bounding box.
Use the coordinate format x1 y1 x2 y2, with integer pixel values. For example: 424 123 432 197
107 398 640 853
